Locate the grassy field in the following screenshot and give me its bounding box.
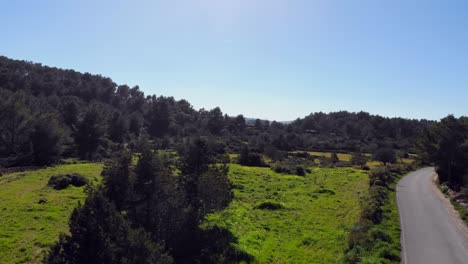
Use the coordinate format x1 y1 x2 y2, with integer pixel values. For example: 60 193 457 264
0 154 401 263
306 151 415 168
205 164 369 263
0 163 102 264
307 151 353 162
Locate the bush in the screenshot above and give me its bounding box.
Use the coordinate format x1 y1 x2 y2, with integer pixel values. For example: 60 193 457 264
369 228 392 243
361 198 383 224
372 148 397 165
48 173 87 190
314 188 336 195
255 201 284 210
369 167 391 187
238 147 267 167
440 184 449 194
378 246 400 261
296 166 306 176
271 157 311 176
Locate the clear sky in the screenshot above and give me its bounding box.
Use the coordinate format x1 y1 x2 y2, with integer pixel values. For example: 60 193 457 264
2 0 467 121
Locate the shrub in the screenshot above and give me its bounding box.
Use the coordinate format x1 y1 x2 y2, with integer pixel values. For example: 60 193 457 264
295 166 306 176
314 188 335 195
369 228 392 243
238 147 267 167
271 157 311 176
255 201 284 210
372 148 397 165
48 173 87 190
272 163 293 174
369 167 391 187
361 198 383 224
378 246 400 261
440 184 449 194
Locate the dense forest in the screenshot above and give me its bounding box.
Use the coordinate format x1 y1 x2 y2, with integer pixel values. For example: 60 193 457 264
417 115 468 190
0 56 432 168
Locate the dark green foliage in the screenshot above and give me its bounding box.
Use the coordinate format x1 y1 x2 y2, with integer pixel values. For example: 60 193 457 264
0 56 434 168
264 145 287 161
107 112 127 143
271 156 311 176
74 108 105 160
331 152 339 164
146 97 170 138
369 228 392 243
45 190 172 264
179 138 212 176
295 166 306 176
30 115 65 165
417 115 468 189
207 107 225 135
373 148 397 165
351 152 369 168
47 173 87 190
314 188 336 195
238 146 266 167
102 151 132 211
0 90 34 165
197 227 254 264
345 165 406 263
61 98 80 127
255 201 284 210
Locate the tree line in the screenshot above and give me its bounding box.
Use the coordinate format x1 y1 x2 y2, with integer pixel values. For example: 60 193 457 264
0 56 432 167
417 115 468 190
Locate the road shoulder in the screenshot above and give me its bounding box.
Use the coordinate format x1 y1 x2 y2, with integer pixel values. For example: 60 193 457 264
431 173 468 238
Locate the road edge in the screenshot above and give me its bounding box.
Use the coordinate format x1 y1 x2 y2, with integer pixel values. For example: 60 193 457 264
431 173 468 238
396 174 409 264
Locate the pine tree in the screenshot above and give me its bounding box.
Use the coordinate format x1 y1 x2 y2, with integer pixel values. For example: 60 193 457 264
108 112 128 143
102 151 132 212
45 190 172 264
74 108 104 160
30 115 65 165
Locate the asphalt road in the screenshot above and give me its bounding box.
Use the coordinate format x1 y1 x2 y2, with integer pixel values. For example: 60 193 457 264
397 167 468 264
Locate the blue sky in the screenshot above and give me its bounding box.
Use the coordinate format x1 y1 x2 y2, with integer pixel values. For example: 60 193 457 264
2 0 467 121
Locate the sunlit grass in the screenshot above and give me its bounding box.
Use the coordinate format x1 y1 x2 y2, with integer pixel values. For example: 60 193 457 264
0 163 102 264
205 164 368 263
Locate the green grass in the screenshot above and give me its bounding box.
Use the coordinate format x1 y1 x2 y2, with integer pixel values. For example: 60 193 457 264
0 163 102 264
205 164 368 263
307 151 352 162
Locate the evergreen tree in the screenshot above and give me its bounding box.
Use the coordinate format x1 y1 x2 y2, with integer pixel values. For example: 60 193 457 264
107 112 128 143
146 99 170 138
61 99 79 128
373 148 397 165
30 115 65 165
74 108 104 160
207 107 225 135
102 151 132 211
417 115 468 189
45 190 172 264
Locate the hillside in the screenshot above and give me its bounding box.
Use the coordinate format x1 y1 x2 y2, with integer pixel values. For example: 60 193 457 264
0 55 431 168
